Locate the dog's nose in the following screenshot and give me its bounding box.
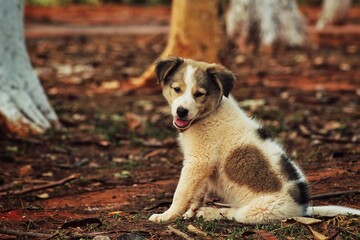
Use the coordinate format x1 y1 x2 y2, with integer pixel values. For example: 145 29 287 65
176 107 189 119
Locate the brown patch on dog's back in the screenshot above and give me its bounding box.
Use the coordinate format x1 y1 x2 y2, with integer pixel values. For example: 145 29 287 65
224 145 282 192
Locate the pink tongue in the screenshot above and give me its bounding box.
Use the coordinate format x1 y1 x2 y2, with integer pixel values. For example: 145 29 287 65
175 118 190 128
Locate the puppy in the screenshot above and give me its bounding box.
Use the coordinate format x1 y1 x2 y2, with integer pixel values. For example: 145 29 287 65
149 57 360 224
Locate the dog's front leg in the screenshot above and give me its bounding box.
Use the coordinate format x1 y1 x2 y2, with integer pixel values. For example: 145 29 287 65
149 160 210 222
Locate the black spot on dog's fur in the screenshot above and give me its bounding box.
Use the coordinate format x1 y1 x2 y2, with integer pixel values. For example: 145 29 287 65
289 182 310 205
257 128 273 141
280 155 300 180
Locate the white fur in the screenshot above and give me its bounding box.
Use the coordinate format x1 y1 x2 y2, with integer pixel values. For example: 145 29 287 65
150 96 306 224
171 65 198 120
150 62 360 224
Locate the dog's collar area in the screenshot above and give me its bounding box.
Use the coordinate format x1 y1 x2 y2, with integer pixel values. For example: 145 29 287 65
176 125 190 133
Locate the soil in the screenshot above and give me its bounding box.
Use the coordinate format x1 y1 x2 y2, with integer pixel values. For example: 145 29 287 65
0 4 359 240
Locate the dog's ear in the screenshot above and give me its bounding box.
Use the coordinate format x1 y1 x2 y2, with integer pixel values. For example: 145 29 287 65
206 64 236 98
155 56 184 84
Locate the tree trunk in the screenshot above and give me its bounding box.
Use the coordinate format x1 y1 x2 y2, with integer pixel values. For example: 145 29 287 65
131 0 227 87
316 0 351 30
226 0 306 53
0 0 59 137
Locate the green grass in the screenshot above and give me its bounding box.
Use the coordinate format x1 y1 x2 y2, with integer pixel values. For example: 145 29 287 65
171 215 360 239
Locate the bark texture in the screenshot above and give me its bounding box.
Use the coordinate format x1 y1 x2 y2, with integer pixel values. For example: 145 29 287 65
0 0 59 137
226 0 306 53
131 0 227 87
316 0 351 30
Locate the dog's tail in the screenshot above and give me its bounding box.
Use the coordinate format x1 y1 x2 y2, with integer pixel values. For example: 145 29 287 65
306 205 360 217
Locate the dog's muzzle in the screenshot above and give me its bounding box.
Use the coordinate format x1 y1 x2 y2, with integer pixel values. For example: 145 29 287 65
174 117 192 129
173 107 194 131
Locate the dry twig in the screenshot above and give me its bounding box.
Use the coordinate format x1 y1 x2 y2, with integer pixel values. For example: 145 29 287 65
167 226 194 240
0 173 80 196
311 190 360 200
0 228 54 238
187 224 207 237
0 228 114 239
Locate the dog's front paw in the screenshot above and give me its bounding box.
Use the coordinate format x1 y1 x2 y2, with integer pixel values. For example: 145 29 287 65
149 212 176 223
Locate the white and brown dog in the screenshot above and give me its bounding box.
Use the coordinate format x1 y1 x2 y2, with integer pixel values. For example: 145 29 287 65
149 56 360 224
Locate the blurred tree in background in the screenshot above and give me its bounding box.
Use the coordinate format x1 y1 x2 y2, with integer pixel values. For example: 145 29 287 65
0 0 60 136
25 0 172 6
131 0 227 87
25 0 360 6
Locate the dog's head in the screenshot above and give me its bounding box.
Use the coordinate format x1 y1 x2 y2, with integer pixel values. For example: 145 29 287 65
155 56 236 131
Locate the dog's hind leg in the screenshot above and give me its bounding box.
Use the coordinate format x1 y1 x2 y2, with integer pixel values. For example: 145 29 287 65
196 205 280 223
196 196 302 224
195 206 230 221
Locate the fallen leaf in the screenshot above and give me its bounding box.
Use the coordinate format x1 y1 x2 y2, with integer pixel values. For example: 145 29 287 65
93 236 111 240
110 114 125 122
242 229 278 240
187 224 207 236
294 54 307 63
112 157 127 163
339 63 351 71
144 149 167 160
125 112 145 132
72 113 87 121
313 57 324 66
114 170 131 179
346 45 358 54
42 172 53 177
299 124 311 136
5 146 18 153
235 55 246 64
291 216 323 225
57 64 72 76
323 121 342 131
74 158 90 167
280 91 290 99
307 226 328 240
107 211 124 216
98 139 110 147
101 80 120 90
134 100 154 111
19 165 33 176
37 193 49 199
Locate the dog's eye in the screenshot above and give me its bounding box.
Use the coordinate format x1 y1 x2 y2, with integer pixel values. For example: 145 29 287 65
194 91 205 98
173 87 181 93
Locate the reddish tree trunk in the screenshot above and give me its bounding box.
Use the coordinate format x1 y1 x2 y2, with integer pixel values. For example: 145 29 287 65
131 0 227 87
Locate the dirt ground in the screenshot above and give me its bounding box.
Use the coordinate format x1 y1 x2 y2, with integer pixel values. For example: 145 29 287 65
0 4 359 240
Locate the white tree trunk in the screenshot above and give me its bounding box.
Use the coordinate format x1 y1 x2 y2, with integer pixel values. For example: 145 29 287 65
316 0 351 30
226 0 306 52
0 0 59 137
